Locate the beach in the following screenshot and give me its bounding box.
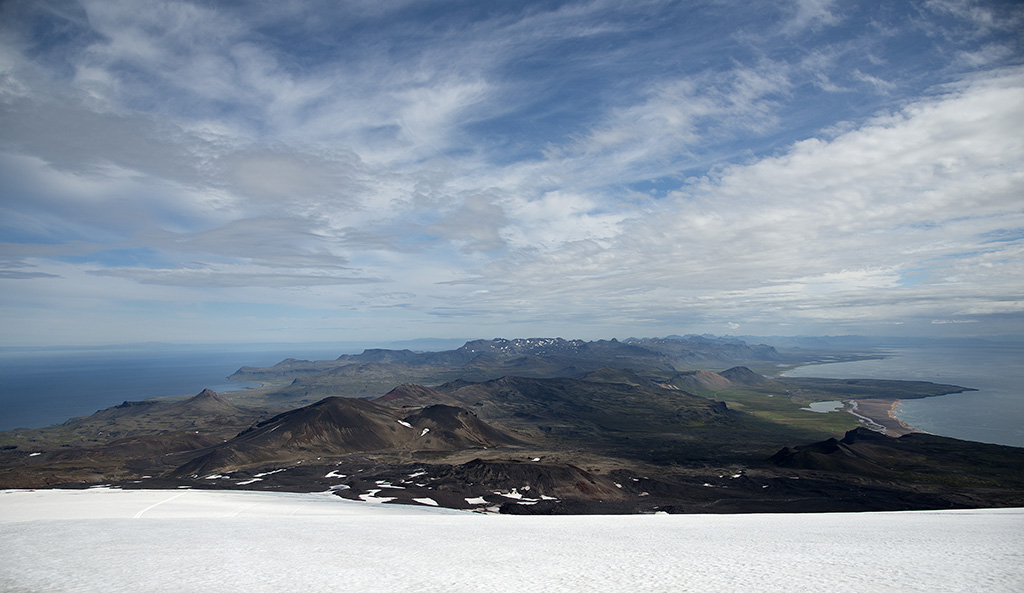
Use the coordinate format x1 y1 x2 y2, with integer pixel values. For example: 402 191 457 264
849 398 917 437
781 344 1024 448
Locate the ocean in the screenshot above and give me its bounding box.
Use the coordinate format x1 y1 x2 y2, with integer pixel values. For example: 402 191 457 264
782 344 1024 448
0 345 354 431
3 343 1022 448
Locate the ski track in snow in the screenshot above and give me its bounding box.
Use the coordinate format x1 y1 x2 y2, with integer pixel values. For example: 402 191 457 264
131 491 187 519
1 489 1022 592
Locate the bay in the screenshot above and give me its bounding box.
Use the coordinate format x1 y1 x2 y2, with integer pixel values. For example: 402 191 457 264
782 344 1024 448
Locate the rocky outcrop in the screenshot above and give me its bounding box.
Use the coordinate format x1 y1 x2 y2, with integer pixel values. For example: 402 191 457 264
719 366 773 386
432 458 626 502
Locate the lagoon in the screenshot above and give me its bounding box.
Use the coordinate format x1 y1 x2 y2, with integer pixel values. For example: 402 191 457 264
783 344 1024 448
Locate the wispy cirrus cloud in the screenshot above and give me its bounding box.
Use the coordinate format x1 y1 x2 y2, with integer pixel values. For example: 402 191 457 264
1 0 1022 345
87 266 383 288
449 68 1024 330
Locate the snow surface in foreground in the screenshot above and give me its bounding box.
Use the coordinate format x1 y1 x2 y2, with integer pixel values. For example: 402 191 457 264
1 489 1022 593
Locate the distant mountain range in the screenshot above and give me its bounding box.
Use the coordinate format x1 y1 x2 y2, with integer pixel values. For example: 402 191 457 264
229 335 787 401
1 336 1020 514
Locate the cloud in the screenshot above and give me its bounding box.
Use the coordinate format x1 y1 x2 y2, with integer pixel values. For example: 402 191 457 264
448 67 1024 330
0 270 61 279
541 62 792 188
783 0 841 34
425 192 509 253
221 151 364 207
923 0 1024 39
87 266 382 288
2 1 1023 344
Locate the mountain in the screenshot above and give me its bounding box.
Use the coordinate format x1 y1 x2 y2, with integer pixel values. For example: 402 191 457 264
719 366 775 386
228 336 786 400
370 375 744 466
174 397 518 477
623 335 781 363
52 388 262 444
0 389 266 488
770 426 1024 505
84 388 244 420
770 427 1024 491
3 337 1019 514
400 405 522 448
375 383 457 406
178 388 245 414
668 370 734 391
580 366 773 393
231 358 338 382
430 374 735 427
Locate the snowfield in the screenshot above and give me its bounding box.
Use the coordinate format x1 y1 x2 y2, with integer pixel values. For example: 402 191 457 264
1 489 1021 592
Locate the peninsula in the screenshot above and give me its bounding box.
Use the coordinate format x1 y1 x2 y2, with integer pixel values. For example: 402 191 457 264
1 336 1019 514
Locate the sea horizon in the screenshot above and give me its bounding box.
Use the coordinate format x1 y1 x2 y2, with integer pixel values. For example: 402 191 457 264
0 344 358 431
1 339 1022 448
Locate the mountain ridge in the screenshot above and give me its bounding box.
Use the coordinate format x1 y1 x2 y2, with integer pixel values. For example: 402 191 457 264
228 336 784 390
2 337 1018 514
174 396 519 478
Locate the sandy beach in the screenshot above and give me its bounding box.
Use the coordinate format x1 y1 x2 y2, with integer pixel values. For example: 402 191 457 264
850 398 917 437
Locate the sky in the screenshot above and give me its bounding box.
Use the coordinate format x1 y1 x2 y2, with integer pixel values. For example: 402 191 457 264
1 0 1022 347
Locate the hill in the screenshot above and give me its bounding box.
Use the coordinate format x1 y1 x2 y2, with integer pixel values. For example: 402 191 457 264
0 338 1018 514
227 336 785 402
0 389 267 488
174 397 519 478
770 427 1024 491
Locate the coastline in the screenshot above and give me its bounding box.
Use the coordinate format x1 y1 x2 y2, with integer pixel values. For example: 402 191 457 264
849 398 917 437
778 350 917 437
777 344 1024 449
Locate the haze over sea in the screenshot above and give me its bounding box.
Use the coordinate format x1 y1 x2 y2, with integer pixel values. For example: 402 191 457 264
3 341 1022 450
0 344 359 431
783 344 1024 448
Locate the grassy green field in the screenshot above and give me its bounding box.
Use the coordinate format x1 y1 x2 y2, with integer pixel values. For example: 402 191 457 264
710 387 861 435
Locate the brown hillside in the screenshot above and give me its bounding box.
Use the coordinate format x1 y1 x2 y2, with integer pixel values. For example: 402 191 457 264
173 397 517 477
